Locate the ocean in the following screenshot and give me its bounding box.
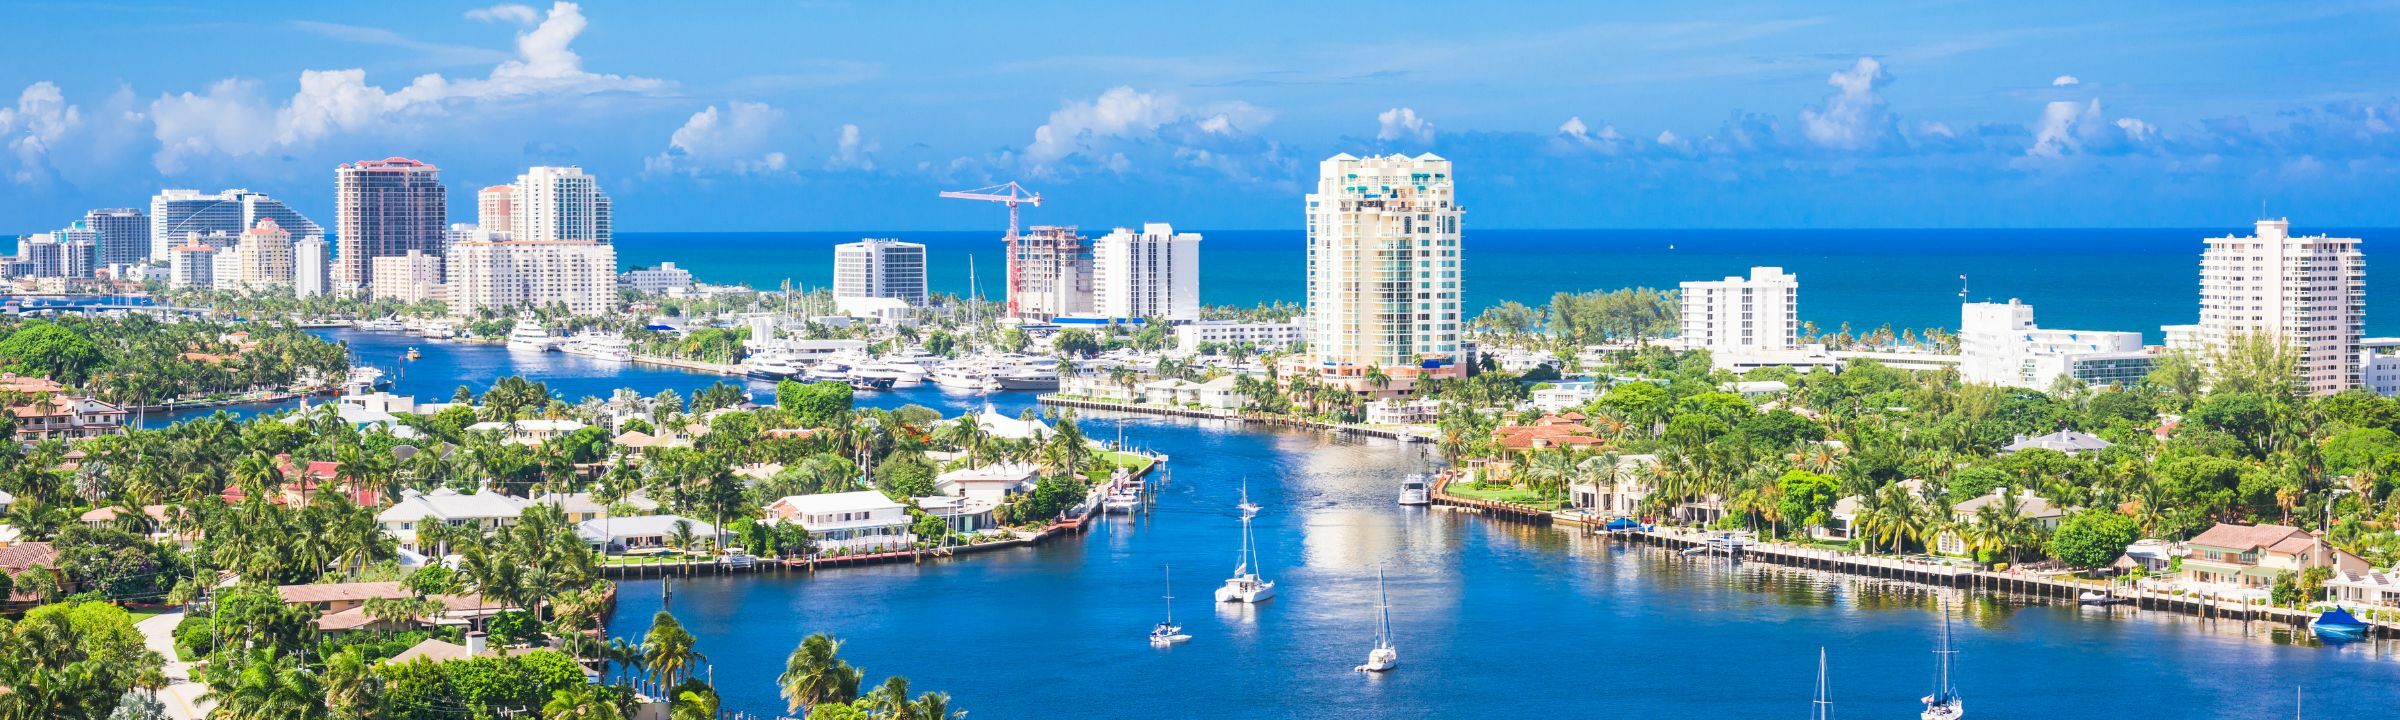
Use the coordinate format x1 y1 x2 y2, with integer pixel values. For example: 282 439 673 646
616 227 2396 343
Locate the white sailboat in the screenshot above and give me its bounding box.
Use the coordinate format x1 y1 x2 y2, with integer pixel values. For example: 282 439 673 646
1811 646 1834 720
1355 564 1398 672
1149 564 1190 646
1921 601 1963 720
1215 483 1276 603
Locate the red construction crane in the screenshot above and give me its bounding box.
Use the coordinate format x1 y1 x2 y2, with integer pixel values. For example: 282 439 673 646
939 182 1043 318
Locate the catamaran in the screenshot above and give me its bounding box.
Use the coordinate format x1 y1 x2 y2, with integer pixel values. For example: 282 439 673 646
1215 484 1276 603
1150 564 1190 646
1355 565 1398 672
1922 601 1964 720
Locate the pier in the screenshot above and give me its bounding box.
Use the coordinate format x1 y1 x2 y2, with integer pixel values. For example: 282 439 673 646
1037 394 1432 442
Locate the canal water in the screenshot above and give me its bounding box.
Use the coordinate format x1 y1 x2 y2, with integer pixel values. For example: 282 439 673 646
162 330 2400 717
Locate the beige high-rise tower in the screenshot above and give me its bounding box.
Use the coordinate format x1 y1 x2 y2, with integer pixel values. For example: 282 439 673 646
333 157 447 292
1303 153 1463 376
2197 219 2365 395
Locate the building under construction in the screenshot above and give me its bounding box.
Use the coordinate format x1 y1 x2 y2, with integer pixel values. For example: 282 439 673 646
1008 225 1092 321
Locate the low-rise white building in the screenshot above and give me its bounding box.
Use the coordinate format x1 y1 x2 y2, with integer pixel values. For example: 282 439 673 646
762 491 915 552
1530 380 1599 413
933 462 1038 500
2362 338 2400 397
1365 398 1440 426
575 515 715 554
1960 299 2147 389
378 488 527 549
1567 455 1661 519
620 262 694 294
1176 318 1308 353
2329 566 2400 608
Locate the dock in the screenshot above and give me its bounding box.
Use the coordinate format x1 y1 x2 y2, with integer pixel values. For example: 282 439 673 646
1037 395 1432 442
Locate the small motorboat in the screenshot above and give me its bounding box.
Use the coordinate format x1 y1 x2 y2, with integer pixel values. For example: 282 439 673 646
2310 607 2372 642
2078 590 2127 606
1396 477 1430 506
405 347 421 361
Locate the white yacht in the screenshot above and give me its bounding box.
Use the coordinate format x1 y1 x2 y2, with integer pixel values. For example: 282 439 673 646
505 319 557 352
741 351 800 380
1215 485 1276 604
1149 565 1190 646
1355 565 1398 672
994 356 1061 391
802 362 851 383
1397 477 1431 506
560 332 633 363
358 318 406 332
851 361 924 387
931 362 998 392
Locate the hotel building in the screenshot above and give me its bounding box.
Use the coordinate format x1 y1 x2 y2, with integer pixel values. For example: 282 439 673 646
1959 299 2149 389
149 189 321 260
1680 267 1800 354
833 238 928 306
1092 223 1201 321
445 236 617 317
2197 219 2364 395
333 158 447 293
83 208 150 266
1302 153 1463 375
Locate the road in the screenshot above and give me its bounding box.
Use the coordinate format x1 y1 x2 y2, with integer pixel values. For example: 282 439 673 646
133 611 213 720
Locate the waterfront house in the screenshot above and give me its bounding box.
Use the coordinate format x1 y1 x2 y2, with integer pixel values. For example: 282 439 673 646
1567 454 1660 518
466 419 589 445
378 488 528 550
219 454 383 507
1934 487 2067 556
762 490 915 552
2113 539 2179 574
2176 523 2368 593
1480 414 1606 482
1817 479 1929 542
2001 430 2112 456
575 515 715 554
1365 398 1441 426
934 462 1039 501
916 494 1001 534
2328 565 2400 608
6 394 127 442
1193 375 1242 410
1529 380 1599 413
528 491 659 524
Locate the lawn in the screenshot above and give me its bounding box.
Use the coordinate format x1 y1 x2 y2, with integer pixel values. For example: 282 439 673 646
1445 483 1565 509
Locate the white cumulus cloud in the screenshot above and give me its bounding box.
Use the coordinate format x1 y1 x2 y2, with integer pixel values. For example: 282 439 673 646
1557 115 1626 154
2052 75 2081 87
826 123 876 171
1376 107 1435 143
1021 86 1268 175
646 101 789 176
1798 57 1890 150
0 81 84 184
149 1 666 172
2027 98 2156 158
466 4 540 24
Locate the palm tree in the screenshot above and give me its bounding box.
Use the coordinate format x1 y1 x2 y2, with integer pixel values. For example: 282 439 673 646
643 611 702 692
208 650 327 720
914 691 962 720
866 676 921 720
543 683 628 720
778 632 863 713
321 649 379 720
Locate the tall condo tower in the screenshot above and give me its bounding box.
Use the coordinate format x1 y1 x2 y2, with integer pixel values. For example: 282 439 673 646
1011 226 1092 320
333 158 447 292
2198 219 2365 395
83 208 150 266
509 166 611 244
1679 267 1800 353
1093 223 1201 321
1303 153 1463 372
478 185 516 234
833 238 929 306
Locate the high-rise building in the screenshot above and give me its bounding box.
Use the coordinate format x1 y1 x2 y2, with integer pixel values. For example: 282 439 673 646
833 239 928 307
1959 299 2149 389
83 208 150 266
371 250 445 304
234 218 295 290
293 234 328 298
148 189 320 260
168 243 218 289
509 166 610 244
1303 153 1464 372
1092 223 1201 321
477 185 515 234
1680 267 1800 354
446 238 618 316
1009 225 1091 320
333 157 447 292
2197 219 2365 395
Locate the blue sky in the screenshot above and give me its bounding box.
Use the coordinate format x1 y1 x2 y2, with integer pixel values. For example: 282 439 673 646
2 1 2398 232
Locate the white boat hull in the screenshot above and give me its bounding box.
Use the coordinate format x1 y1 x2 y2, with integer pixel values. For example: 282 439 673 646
1397 490 1430 506
1921 700 1962 720
1215 578 1275 603
1356 648 1398 672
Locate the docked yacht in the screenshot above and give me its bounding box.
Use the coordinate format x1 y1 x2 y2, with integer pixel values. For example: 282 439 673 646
851 361 925 387
560 332 633 363
931 362 998 392
1397 477 1431 506
505 319 558 352
994 356 1062 391
803 362 851 383
358 318 407 332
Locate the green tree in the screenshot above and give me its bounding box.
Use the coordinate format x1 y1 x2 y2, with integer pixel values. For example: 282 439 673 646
779 380 855 427
2046 511 2141 568
0 321 104 383
778 633 863 714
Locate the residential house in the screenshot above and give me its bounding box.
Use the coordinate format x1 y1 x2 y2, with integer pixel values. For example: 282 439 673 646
575 515 715 554
1817 479 1929 543
527 491 658 524
1567 454 1660 519
2001 430 2112 456
934 462 1039 501
762 490 914 552
2113 539 2180 574
2328 566 2400 608
915 495 1001 534
219 454 383 507
377 488 528 549
0 542 62 607
1480 413 1607 482
279 580 511 633
6 394 127 442
1365 398 1441 426
465 418 589 445
2178 522 2369 593
974 404 1051 441
1529 380 1598 413
1934 487 2068 556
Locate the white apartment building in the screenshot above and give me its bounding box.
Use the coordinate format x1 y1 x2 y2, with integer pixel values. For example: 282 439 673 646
620 262 694 294
1680 267 1799 354
1009 225 1091 320
168 243 217 289
510 166 611 244
446 238 618 317
372 250 444 304
1304 153 1464 373
234 218 295 290
833 238 928 306
2197 219 2365 395
1092 223 1201 321
2361 339 2400 397
1176 318 1309 353
293 234 328 298
83 208 149 266
149 188 321 260
1959 299 2147 389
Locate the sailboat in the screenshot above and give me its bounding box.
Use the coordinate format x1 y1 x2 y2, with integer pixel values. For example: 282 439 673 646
1215 483 1276 603
1355 565 1398 672
1921 602 1963 720
1811 647 1834 720
1150 564 1190 645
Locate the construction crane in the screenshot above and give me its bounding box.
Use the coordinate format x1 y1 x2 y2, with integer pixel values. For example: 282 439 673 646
939 182 1043 318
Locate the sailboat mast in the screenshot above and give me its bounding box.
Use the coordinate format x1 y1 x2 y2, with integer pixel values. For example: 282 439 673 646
1163 564 1174 625
1377 565 1391 648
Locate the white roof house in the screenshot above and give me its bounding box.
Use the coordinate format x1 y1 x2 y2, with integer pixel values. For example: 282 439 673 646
575 515 715 551
527 491 658 522
762 490 915 552
466 418 590 445
934 462 1039 500
377 488 528 547
285 405 418 438
2002 430 2112 455
975 404 1051 441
